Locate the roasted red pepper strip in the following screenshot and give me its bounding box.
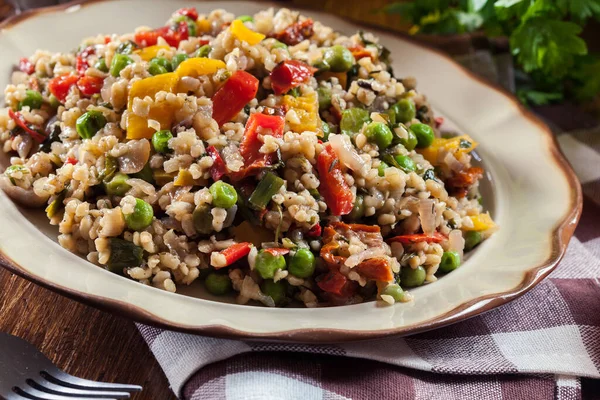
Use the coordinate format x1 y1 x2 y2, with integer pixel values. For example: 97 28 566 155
316 145 354 216
355 257 393 282
263 248 290 257
214 242 252 269
175 7 199 21
446 167 484 198
274 19 314 46
76 76 104 97
348 45 372 60
270 60 317 95
206 145 228 181
48 74 79 103
317 271 356 297
8 109 46 143
18 57 35 75
306 223 322 238
212 70 259 126
321 222 383 270
387 232 446 245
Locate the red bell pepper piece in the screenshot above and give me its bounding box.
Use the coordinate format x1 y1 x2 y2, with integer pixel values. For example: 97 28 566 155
76 76 104 97
206 145 228 181
8 109 46 143
317 271 354 296
18 57 35 75
306 223 322 238
75 45 96 75
270 60 317 95
387 232 447 245
263 248 290 257
212 70 259 126
214 242 252 269
48 74 79 103
134 22 188 48
274 19 314 46
175 7 198 21
316 145 353 216
355 258 393 282
230 113 284 180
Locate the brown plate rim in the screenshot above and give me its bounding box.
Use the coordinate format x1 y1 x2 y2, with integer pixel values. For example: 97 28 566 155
0 0 583 343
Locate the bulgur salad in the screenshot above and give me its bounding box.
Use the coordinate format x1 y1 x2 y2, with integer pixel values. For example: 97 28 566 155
0 7 497 307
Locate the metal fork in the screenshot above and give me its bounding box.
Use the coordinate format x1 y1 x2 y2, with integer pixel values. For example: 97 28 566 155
0 332 142 399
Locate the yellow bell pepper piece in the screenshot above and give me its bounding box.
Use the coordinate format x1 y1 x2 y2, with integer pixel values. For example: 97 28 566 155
283 91 321 134
126 73 179 139
135 45 171 61
174 169 201 186
175 58 226 78
419 134 479 165
229 19 265 45
317 71 347 89
464 213 496 231
196 18 211 34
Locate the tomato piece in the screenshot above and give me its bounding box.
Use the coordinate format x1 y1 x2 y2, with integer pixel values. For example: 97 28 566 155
18 57 35 75
355 258 393 282
175 7 198 21
316 145 353 216
263 248 290 257
446 167 484 198
274 19 314 46
306 223 322 238
48 74 79 102
216 242 252 268
212 70 259 126
76 76 104 97
270 60 317 95
7 109 46 143
206 145 228 181
387 232 446 245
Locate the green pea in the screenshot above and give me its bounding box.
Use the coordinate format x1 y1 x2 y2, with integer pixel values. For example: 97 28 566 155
94 58 109 73
196 45 212 58
464 231 483 251
364 121 393 150
124 198 154 231
288 248 316 278
187 20 197 37
271 40 287 50
340 108 370 137
391 99 416 123
104 172 131 196
382 284 405 302
378 161 389 177
205 272 232 295
209 181 237 209
110 54 133 77
394 154 416 172
193 203 213 234
171 53 188 71
317 87 332 111
76 110 107 139
255 250 286 279
399 127 418 151
400 266 426 287
322 45 355 72
152 130 173 153
237 15 254 22
18 90 43 111
148 57 170 75
410 123 435 148
348 194 365 221
260 279 286 306
439 251 461 273
321 121 331 141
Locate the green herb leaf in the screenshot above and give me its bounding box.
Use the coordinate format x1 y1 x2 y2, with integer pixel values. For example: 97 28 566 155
517 89 564 105
557 0 600 22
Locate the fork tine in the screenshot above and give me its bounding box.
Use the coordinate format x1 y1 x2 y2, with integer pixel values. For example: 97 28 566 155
28 378 131 399
14 386 118 400
42 370 142 393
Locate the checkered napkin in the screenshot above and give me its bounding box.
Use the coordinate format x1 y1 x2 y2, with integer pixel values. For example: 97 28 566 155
137 126 600 399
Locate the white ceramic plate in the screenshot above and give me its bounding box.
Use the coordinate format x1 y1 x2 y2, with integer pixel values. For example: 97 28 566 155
0 0 582 342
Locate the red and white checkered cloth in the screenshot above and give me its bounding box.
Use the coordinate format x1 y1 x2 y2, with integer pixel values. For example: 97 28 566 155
138 128 600 399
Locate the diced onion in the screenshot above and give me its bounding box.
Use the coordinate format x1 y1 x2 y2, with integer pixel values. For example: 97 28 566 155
328 134 365 173
345 247 387 268
418 199 436 235
442 150 465 173
448 229 465 260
